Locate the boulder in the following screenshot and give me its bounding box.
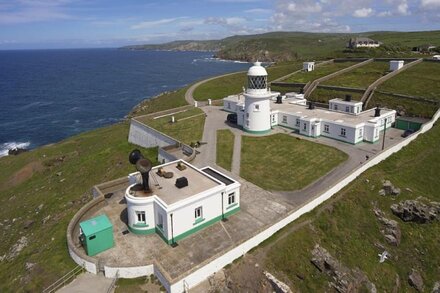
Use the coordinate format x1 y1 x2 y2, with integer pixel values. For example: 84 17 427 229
432 281 440 293
408 269 424 292
391 200 440 223
8 148 28 156
311 244 376 293
380 180 401 196
263 271 292 293
373 208 401 246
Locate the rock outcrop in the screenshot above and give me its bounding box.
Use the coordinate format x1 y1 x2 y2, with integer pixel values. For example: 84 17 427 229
311 244 377 293
264 271 292 293
408 269 424 292
373 207 401 246
378 180 401 196
391 200 440 223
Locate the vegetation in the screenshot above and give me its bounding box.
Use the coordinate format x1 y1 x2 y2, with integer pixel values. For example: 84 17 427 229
309 88 364 104
193 62 302 101
138 107 205 145
378 62 440 100
216 130 235 171
128 86 189 117
323 61 390 88
283 61 358 83
262 122 440 292
369 92 438 118
0 123 158 292
240 134 348 191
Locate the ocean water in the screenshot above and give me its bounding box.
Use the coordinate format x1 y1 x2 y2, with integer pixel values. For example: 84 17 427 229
0 49 249 157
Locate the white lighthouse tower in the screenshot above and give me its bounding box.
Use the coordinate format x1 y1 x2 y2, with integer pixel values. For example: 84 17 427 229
243 61 272 134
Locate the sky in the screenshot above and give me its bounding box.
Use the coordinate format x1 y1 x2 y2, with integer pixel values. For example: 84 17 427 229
0 0 439 49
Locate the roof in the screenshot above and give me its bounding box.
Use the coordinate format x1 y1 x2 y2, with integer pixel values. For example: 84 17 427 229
248 61 267 76
329 98 363 106
80 214 113 236
396 116 429 124
351 37 380 43
128 160 222 205
201 167 235 186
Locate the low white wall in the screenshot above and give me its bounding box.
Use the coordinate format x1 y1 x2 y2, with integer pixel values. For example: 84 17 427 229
104 265 154 278
166 108 440 293
129 119 178 149
68 246 98 274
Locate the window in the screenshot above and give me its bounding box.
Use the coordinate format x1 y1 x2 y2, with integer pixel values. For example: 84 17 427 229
334 104 338 111
271 115 275 123
295 119 300 126
89 235 96 240
303 123 307 131
282 115 287 123
227 102 231 109
324 124 329 133
246 120 249 126
340 128 346 137
195 207 203 219
136 211 146 223
157 213 163 229
358 128 363 138
346 106 350 112
228 192 235 205
254 104 260 111
246 112 249 118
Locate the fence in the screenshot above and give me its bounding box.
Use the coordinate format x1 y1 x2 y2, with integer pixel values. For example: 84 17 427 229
42 265 84 293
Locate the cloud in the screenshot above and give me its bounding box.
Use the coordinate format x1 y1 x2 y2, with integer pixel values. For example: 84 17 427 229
244 8 272 14
130 17 188 30
353 7 374 17
204 17 246 26
420 0 440 7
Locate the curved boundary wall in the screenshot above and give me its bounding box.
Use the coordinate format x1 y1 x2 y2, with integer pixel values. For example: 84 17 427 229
69 108 440 292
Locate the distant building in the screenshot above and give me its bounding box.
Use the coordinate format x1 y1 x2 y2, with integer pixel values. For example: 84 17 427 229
389 60 404 71
347 37 382 49
433 55 440 60
303 62 315 72
412 44 436 53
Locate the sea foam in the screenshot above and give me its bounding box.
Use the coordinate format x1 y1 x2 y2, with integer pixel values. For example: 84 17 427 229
0 141 31 157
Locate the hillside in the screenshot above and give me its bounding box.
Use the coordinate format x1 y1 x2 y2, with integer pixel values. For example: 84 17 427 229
121 30 440 62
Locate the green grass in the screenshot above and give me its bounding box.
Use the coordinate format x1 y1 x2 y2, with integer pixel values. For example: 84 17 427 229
216 130 235 171
309 88 364 104
240 134 348 191
193 62 302 101
128 86 189 117
264 122 440 292
323 61 390 88
369 92 438 118
283 61 358 83
378 62 440 100
138 107 205 145
0 123 158 292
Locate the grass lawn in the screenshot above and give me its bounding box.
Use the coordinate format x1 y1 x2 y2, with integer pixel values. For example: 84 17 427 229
323 61 390 89
0 123 158 292
216 130 235 171
309 88 364 104
378 62 440 100
240 134 348 191
138 107 205 145
283 61 359 83
369 92 438 118
263 122 440 292
128 86 189 117
193 62 302 101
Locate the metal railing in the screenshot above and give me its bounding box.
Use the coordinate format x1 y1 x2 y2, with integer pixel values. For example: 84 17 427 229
42 264 84 293
106 270 119 293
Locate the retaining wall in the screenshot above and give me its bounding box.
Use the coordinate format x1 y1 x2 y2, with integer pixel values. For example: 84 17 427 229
129 119 179 149
104 264 154 279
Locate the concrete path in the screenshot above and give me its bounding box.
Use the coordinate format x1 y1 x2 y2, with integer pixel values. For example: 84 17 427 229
57 273 114 293
231 134 241 176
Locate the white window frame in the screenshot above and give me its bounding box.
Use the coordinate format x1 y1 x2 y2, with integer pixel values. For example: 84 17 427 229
334 104 338 111
303 123 307 131
136 211 146 224
228 192 235 205
194 207 203 219
358 128 363 138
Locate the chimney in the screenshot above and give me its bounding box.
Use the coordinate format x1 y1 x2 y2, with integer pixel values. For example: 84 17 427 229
276 95 283 104
374 106 381 117
308 101 315 110
345 94 352 102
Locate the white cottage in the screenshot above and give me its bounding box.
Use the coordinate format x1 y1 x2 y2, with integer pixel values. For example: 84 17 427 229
303 62 315 72
125 160 240 245
390 60 404 71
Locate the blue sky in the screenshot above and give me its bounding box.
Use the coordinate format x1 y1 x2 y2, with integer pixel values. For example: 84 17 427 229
0 0 439 49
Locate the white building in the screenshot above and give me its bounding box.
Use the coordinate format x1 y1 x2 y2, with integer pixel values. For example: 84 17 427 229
390 60 404 71
433 55 440 60
125 160 240 244
303 62 315 72
223 62 396 144
347 37 382 49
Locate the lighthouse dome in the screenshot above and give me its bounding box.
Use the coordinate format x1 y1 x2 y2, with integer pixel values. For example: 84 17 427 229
247 61 267 76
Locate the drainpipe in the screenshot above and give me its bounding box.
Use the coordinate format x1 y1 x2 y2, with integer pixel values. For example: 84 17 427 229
170 213 177 247
221 192 225 221
382 117 387 151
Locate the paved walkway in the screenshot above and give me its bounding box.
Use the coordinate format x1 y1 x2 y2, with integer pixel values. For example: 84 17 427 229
231 133 241 176
57 273 114 293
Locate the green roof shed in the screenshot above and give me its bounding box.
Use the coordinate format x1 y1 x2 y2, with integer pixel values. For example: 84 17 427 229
79 214 114 256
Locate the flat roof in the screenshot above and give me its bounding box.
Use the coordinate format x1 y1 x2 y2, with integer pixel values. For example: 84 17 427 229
272 100 395 126
80 214 112 236
129 161 221 205
329 98 363 105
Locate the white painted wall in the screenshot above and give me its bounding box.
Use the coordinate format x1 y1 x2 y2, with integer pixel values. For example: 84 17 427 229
243 96 271 133
129 119 178 149
390 60 404 71
126 193 156 233
104 264 154 278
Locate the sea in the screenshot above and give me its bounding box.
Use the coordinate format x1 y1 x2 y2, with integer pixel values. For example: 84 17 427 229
0 49 250 157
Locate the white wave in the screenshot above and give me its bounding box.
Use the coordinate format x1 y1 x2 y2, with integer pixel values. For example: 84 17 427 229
0 141 31 158
192 57 250 64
